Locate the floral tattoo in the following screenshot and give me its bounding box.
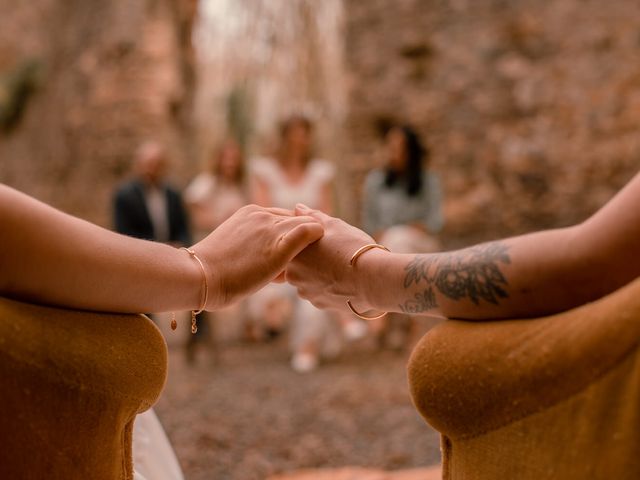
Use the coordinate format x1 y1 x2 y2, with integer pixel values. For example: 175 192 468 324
399 242 511 313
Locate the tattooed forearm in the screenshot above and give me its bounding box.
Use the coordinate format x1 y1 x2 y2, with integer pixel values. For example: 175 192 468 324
399 287 438 313
402 242 511 310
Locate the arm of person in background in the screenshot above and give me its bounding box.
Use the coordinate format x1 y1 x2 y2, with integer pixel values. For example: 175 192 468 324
318 181 334 214
252 177 272 207
421 172 444 234
286 172 640 321
0 185 323 314
404 172 445 236
186 199 216 232
184 174 219 232
361 171 382 238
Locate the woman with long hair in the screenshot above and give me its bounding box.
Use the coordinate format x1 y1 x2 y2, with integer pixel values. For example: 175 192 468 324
185 138 248 238
362 125 444 348
363 124 443 247
183 139 250 363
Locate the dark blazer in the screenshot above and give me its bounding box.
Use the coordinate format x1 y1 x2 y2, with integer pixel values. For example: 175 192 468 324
113 179 191 245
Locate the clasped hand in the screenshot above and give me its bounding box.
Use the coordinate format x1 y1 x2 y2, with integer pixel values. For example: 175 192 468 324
192 204 380 314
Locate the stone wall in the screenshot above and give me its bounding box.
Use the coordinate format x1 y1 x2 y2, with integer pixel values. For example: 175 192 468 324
193 0 347 179
0 0 197 226
342 0 640 245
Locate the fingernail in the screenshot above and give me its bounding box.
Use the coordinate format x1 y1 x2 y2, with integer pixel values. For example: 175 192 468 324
296 203 310 212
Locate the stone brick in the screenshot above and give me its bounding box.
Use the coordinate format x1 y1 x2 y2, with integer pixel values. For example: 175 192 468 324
0 0 197 227
342 0 640 245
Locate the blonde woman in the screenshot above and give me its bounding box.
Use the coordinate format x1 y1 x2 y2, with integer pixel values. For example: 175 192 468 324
250 115 338 372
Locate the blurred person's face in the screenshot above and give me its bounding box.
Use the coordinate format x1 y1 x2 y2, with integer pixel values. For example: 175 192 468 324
217 142 242 182
284 123 312 158
136 147 167 186
386 128 407 171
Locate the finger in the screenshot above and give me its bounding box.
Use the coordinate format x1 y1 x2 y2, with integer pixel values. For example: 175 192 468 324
276 215 320 230
294 204 332 223
265 207 295 216
277 221 324 262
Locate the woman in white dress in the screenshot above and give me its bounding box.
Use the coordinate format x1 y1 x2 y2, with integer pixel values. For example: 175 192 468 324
185 139 248 239
250 115 341 372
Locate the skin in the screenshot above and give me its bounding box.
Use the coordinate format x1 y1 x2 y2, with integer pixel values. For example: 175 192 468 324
217 141 243 183
135 142 168 187
286 172 640 321
0 185 323 314
188 140 245 231
253 122 333 213
386 127 407 173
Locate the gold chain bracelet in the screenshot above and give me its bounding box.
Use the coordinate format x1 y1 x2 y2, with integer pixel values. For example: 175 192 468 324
346 243 390 321
171 247 209 334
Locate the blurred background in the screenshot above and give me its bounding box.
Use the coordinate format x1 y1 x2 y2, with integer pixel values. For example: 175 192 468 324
1 0 639 479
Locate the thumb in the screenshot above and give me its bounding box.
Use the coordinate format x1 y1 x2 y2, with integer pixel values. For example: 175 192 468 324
272 271 287 283
277 221 324 262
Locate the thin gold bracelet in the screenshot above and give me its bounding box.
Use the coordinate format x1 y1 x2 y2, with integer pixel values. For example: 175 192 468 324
171 247 209 334
346 243 390 321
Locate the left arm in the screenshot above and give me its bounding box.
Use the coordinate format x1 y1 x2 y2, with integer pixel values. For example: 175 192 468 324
0 186 323 314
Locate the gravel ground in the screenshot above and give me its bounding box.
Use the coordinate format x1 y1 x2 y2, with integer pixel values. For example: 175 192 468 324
155 329 442 480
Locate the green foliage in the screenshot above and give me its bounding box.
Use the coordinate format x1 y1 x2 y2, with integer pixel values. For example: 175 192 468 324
0 59 42 133
226 85 252 148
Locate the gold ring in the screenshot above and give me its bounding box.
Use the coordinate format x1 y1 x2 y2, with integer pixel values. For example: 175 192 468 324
346 243 390 321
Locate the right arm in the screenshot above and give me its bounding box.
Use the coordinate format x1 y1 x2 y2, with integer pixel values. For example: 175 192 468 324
287 172 640 320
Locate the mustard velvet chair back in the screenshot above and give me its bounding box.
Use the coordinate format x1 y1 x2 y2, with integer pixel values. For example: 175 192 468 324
0 298 168 480
408 277 640 480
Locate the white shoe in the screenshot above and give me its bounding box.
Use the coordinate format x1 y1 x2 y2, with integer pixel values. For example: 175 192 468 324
291 352 319 373
343 320 368 342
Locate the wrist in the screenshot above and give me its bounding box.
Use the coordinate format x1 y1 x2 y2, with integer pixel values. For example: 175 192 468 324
179 246 211 311
353 248 395 312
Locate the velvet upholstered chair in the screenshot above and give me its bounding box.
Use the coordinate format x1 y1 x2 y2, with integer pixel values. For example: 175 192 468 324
2 277 639 480
0 298 167 480
408 277 640 480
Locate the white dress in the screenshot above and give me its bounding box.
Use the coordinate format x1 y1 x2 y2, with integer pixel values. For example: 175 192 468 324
133 409 184 480
184 173 247 239
249 157 339 354
250 156 335 209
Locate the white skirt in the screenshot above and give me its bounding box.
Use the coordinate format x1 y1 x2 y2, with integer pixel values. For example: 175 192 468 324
133 409 184 480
